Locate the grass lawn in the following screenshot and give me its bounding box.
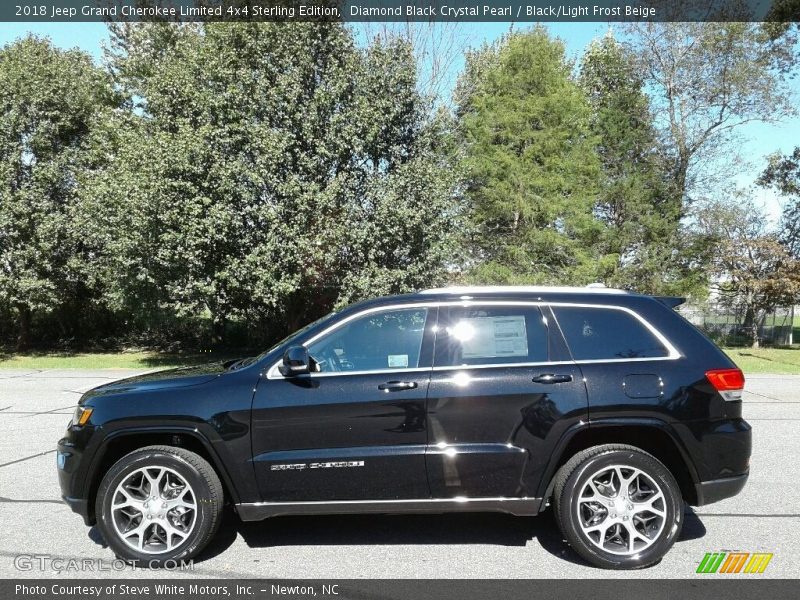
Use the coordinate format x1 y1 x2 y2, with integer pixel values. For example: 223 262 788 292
2 347 800 375
0 350 243 370
723 347 800 374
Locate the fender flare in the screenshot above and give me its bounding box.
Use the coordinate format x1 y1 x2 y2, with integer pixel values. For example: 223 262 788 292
84 425 241 507
535 417 700 510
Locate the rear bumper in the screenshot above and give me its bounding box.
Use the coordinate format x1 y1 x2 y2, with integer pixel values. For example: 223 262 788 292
694 472 749 506
672 416 751 505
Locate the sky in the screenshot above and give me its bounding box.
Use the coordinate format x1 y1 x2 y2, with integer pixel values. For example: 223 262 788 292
1 21 797 223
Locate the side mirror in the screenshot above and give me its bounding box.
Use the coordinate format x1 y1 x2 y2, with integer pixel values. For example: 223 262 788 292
279 345 310 377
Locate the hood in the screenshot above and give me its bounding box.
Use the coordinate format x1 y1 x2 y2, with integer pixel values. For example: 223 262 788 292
82 362 230 400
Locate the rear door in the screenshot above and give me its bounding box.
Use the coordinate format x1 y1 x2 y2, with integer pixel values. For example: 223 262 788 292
425 302 588 499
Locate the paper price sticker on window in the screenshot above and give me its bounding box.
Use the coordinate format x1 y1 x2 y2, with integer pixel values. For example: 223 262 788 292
388 354 409 368
460 315 528 359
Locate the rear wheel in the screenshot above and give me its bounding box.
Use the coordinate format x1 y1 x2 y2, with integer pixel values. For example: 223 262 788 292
554 444 683 569
95 445 223 567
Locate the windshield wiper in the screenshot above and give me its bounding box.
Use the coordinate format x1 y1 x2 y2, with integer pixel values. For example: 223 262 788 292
226 356 256 371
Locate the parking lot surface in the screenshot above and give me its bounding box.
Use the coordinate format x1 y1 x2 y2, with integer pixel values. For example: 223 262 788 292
0 369 797 578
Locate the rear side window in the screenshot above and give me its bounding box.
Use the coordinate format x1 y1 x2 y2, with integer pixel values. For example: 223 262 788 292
552 306 670 360
434 305 548 367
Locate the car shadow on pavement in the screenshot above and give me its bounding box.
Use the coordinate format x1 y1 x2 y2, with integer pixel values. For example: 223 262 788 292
86 505 707 568
681 507 708 542
191 505 707 567
88 526 108 548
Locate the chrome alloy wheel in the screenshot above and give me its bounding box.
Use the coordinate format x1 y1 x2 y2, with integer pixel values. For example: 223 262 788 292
111 466 197 554
576 464 666 555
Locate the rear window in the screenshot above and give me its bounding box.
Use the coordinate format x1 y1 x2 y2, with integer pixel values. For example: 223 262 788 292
552 306 670 360
434 305 548 367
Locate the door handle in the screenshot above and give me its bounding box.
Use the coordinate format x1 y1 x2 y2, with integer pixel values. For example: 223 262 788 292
378 381 418 392
532 374 573 384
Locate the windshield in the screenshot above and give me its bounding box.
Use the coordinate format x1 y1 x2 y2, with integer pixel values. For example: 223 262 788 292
255 311 338 361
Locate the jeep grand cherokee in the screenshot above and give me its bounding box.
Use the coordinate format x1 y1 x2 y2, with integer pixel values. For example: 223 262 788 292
57 286 751 569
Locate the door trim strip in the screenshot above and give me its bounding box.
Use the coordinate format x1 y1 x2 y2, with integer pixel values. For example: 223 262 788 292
235 496 542 521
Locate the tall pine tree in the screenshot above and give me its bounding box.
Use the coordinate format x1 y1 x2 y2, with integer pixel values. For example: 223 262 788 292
579 33 688 294
455 27 602 284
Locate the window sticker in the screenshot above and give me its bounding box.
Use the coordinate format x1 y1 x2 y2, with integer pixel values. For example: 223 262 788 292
388 354 409 368
456 315 528 359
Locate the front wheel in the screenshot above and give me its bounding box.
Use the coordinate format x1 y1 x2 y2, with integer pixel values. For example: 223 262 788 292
553 444 683 569
95 445 223 567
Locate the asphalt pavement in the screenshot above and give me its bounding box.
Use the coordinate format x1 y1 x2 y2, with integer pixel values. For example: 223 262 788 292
0 368 797 579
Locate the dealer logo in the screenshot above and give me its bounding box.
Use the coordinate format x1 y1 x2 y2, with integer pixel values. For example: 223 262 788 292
696 552 773 574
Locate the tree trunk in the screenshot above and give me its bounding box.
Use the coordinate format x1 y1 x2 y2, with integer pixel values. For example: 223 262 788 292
743 306 754 329
16 304 32 352
211 312 227 347
749 315 760 349
673 154 690 210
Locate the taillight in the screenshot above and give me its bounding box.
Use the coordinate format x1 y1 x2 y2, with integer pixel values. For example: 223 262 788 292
705 368 745 401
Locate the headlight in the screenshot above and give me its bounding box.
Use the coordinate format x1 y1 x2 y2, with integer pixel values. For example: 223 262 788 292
72 405 94 427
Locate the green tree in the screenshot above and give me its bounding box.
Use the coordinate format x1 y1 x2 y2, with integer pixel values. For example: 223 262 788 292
763 0 800 46
758 148 800 257
625 22 796 205
86 23 457 342
455 27 601 284
0 36 118 349
695 194 800 348
579 33 693 295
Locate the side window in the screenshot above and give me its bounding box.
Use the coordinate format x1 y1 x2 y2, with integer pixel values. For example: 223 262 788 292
552 306 670 360
434 306 548 367
307 308 428 373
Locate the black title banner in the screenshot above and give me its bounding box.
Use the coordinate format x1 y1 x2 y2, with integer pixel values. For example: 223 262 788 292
6 579 800 600
2 0 798 22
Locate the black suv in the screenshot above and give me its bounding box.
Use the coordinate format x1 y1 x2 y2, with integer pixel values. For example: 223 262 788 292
57 286 751 569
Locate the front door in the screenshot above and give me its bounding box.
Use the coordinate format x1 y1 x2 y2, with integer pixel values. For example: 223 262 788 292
426 303 588 499
251 306 435 501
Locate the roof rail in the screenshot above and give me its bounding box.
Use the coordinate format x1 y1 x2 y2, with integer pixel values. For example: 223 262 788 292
418 285 629 295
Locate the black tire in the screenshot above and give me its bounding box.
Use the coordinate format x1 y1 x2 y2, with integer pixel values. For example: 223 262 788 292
553 444 683 569
95 445 223 567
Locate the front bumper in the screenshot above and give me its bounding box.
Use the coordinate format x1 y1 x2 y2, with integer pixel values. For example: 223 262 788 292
57 435 96 525
694 472 749 506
